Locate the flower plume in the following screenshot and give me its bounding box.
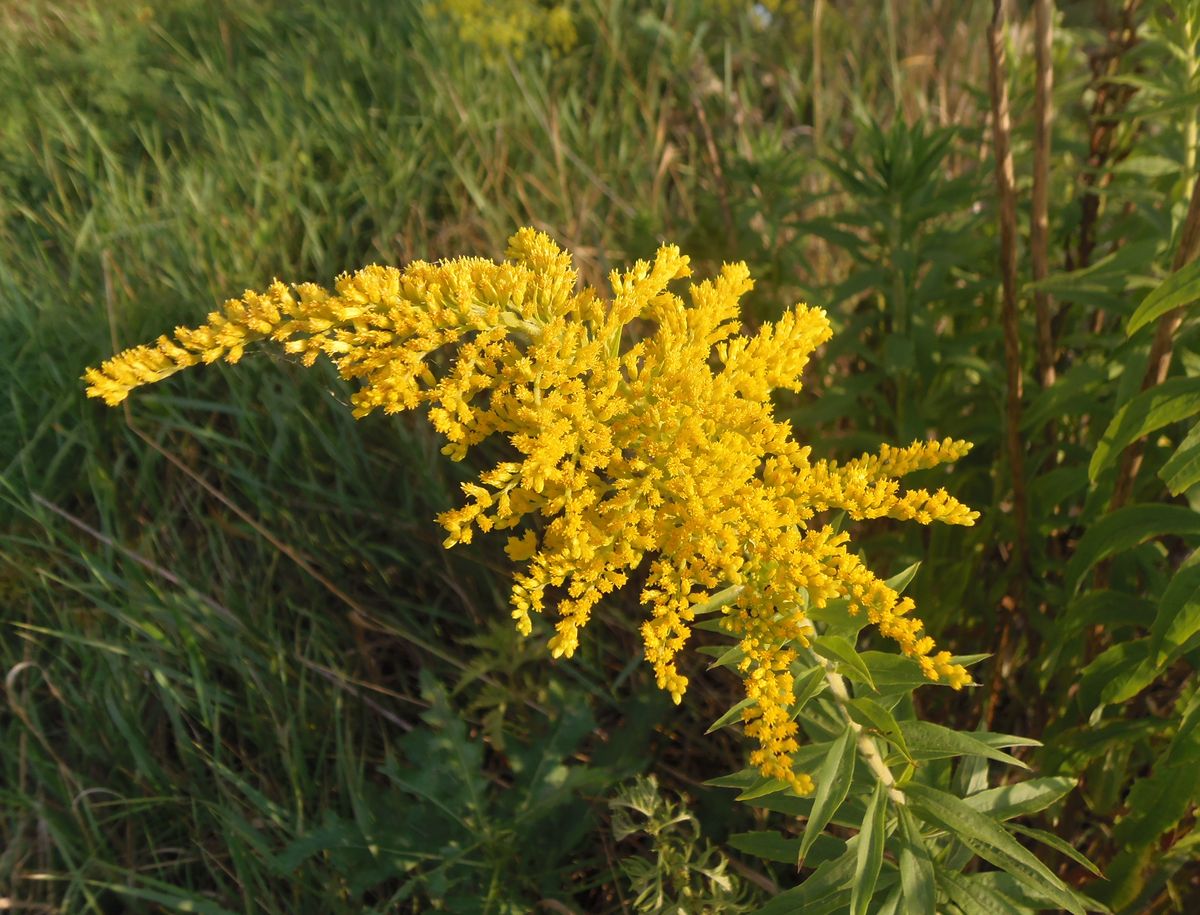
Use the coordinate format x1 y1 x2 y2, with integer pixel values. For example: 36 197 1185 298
85 228 978 793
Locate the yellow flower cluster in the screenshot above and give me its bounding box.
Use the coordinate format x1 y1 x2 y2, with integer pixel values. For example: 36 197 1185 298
84 229 977 793
428 0 576 59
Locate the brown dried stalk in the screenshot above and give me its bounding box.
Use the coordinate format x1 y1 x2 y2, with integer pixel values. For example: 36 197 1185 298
987 1 1030 578
1032 0 1056 390
985 0 1029 723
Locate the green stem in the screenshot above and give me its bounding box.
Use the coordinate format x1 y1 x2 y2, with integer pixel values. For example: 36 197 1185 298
814 653 906 805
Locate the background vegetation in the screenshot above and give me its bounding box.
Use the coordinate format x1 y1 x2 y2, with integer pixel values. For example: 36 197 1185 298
2 0 1199 911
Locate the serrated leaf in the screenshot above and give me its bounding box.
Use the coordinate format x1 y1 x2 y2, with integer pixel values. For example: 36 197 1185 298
898 807 936 915
963 776 1076 821
1127 256 1200 335
851 779 889 915
799 725 857 863
1160 421 1200 495
905 783 1089 915
1063 504 1200 596
899 721 1030 769
812 635 875 688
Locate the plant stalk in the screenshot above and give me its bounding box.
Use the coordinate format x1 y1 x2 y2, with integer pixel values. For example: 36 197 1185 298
818 658 905 805
987 0 1030 581
1032 0 1056 391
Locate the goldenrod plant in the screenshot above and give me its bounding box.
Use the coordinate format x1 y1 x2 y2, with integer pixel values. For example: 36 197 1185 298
86 229 974 790
427 0 576 59
85 231 1098 911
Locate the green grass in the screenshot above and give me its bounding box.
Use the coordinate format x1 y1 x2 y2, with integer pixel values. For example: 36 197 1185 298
5 0 1200 911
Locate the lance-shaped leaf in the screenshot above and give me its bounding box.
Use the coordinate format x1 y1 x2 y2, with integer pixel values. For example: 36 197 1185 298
798 724 857 864
898 721 1030 768
1127 256 1200 335
905 783 1090 915
1089 377 1200 481
851 779 889 915
898 807 936 915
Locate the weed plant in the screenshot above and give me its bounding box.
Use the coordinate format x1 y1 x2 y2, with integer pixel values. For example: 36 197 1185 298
3 0 1200 912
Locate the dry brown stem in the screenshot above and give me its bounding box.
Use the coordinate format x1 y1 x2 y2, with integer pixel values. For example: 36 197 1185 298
985 0 1029 720
987 0 1029 580
1032 0 1056 390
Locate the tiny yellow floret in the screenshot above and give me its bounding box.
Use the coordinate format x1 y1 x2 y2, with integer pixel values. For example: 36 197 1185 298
84 228 979 792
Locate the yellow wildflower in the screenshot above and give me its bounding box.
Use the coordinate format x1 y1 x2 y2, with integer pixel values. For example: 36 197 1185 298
427 0 577 60
84 228 978 793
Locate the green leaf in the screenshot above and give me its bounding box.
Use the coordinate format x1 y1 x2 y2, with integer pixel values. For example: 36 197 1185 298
1063 504 1200 596
703 768 760 789
81 881 239 915
1008 824 1103 877
756 841 857 915
898 721 1030 769
735 777 792 801
937 870 1028 915
799 724 857 864
884 561 921 594
702 644 745 670
691 584 744 615
851 779 889 915
963 776 1076 821
848 696 912 763
806 597 868 638
856 651 988 697
1054 590 1156 641
1159 421 1200 495
722 742 832 800
1112 694 1200 850
1127 256 1200 335
729 830 844 866
706 697 754 734
1090 377 1200 481
812 635 875 688
1077 639 1157 712
1149 558 1200 664
905 783 1088 915
790 663 828 720
898 807 936 915
938 873 1025 915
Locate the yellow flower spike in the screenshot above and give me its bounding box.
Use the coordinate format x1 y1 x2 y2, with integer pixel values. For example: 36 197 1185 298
85 228 978 792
